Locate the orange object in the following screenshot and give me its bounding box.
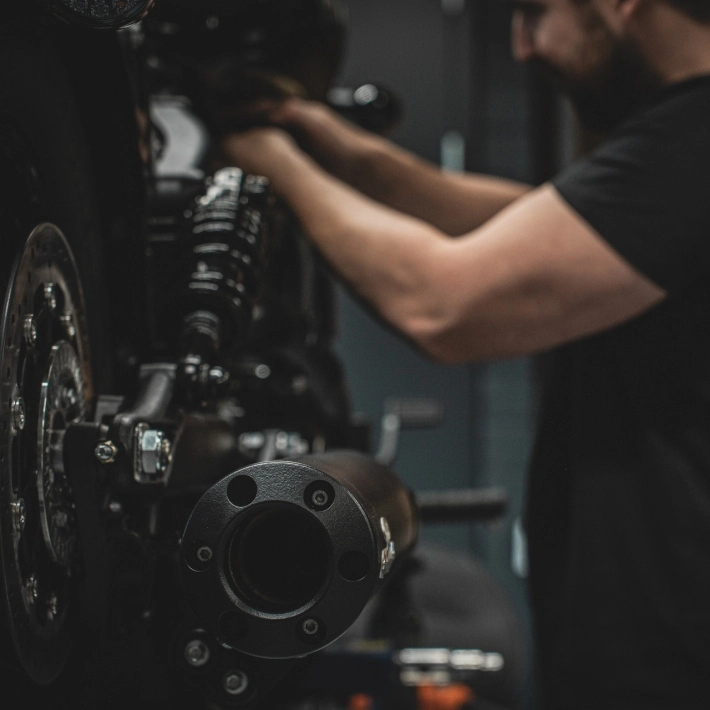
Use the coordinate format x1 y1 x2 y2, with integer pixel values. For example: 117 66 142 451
417 683 475 710
348 693 374 710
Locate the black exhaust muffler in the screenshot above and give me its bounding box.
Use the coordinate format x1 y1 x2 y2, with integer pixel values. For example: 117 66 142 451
181 450 418 659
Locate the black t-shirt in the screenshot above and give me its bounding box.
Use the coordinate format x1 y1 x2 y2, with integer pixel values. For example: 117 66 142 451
527 76 710 709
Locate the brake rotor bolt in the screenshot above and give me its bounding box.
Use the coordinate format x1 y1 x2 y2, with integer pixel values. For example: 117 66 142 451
47 593 58 620
196 546 213 563
11 498 26 533
95 441 118 464
184 639 210 668
23 315 37 348
311 490 328 508
26 575 38 602
44 283 58 312
11 397 25 431
60 313 76 340
223 670 249 696
302 618 319 636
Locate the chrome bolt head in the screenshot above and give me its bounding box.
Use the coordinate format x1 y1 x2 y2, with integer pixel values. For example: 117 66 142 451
60 313 76 340
196 546 213 563
311 490 328 508
23 315 37 348
11 396 25 431
95 441 118 464
47 593 58 620
25 575 38 603
11 498 26 533
44 283 58 312
223 670 249 696
184 639 210 668
302 618 319 636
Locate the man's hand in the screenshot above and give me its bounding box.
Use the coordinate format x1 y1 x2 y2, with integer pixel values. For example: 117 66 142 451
258 97 377 182
222 127 300 184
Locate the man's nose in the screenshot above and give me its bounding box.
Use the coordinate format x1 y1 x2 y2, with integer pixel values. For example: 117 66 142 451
511 11 536 63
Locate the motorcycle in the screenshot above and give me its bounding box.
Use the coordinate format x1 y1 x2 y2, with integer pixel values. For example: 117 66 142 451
0 2 524 708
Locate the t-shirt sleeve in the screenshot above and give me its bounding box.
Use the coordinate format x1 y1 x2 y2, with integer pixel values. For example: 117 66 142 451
552 111 710 293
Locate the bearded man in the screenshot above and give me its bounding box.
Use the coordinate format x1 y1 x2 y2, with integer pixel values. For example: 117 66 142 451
224 1 710 707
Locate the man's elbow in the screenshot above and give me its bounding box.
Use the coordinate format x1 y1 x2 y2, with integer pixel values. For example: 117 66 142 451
401 311 468 365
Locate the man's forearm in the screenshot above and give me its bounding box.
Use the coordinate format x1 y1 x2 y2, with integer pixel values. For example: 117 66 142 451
270 147 450 339
349 137 531 235
272 100 531 235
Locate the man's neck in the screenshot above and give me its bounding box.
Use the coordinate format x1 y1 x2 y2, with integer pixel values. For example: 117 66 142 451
634 2 710 84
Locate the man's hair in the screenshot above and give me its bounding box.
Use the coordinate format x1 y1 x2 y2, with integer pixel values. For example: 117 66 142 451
571 0 710 22
665 0 710 22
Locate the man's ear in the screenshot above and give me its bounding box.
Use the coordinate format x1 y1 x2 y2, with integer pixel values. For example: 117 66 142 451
617 0 644 21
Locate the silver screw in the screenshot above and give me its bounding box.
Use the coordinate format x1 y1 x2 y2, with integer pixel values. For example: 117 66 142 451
196 546 213 563
44 283 58 312
11 397 25 431
23 315 37 348
223 670 249 696
47 593 58 620
184 639 210 668
108 500 123 517
11 498 26 533
302 618 319 636
311 490 328 508
208 366 229 385
60 313 76 340
26 575 38 603
95 441 118 464
254 364 271 380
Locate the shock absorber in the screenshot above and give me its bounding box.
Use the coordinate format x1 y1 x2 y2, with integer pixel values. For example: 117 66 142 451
180 167 273 361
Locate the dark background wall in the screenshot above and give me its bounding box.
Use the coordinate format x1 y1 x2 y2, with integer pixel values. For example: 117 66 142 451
331 1 567 696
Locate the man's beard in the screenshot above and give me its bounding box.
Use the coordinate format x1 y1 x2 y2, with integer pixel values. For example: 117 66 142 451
532 27 662 132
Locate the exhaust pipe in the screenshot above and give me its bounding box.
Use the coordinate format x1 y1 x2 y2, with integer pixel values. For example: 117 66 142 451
181 450 418 659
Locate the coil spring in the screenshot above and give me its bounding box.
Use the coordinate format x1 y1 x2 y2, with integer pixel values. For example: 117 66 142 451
181 167 272 357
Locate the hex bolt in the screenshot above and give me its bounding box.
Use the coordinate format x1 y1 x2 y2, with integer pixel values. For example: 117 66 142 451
223 670 249 696
23 315 37 348
44 283 58 312
301 618 320 636
60 313 76 340
184 639 210 668
196 546 213 563
26 575 38 603
95 441 118 464
311 489 329 508
47 593 58 620
11 397 25 431
11 498 26 533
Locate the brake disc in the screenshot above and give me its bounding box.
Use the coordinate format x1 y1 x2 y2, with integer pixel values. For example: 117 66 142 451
0 223 92 684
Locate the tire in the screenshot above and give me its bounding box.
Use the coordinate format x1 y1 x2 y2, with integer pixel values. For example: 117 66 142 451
0 23 113 707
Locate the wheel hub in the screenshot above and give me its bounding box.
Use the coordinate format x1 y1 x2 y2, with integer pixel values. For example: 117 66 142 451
0 223 92 684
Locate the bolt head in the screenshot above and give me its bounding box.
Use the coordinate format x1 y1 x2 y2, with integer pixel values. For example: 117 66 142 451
11 397 25 431
223 670 249 696
184 639 210 668
60 313 76 340
25 575 38 602
47 593 58 620
11 499 26 533
302 618 319 636
311 490 328 508
95 441 117 464
23 315 37 347
44 283 58 312
196 546 213 563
